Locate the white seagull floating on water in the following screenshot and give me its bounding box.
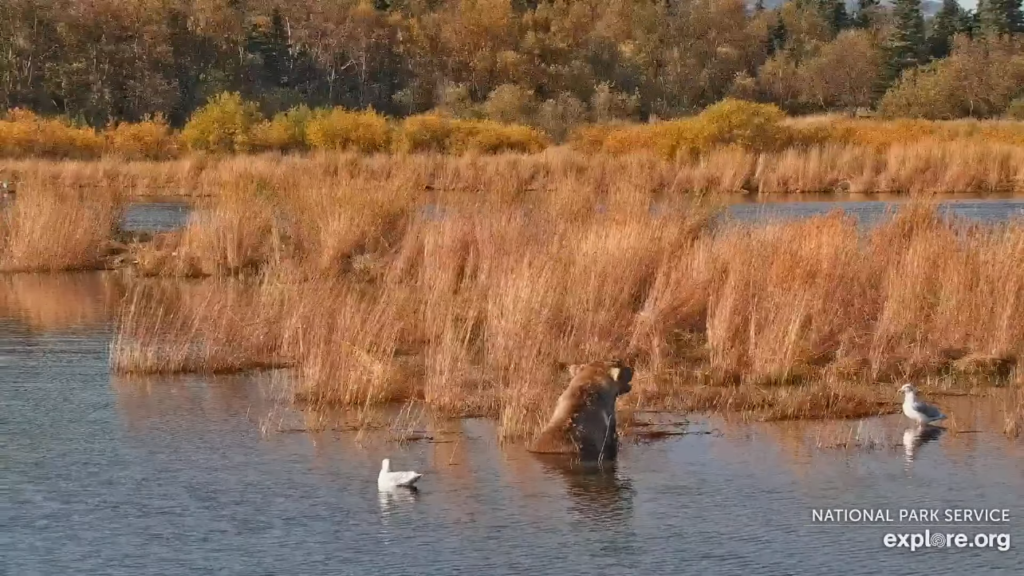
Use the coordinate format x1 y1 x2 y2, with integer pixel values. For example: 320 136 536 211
899 383 947 426
378 458 423 491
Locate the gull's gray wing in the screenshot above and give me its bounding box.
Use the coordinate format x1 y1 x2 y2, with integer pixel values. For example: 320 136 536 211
394 471 422 486
913 400 944 419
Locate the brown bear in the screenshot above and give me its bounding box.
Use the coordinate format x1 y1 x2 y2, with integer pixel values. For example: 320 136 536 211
527 359 634 462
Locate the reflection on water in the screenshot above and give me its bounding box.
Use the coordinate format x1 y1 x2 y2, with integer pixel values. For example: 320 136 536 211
903 425 945 467
0 272 123 332
117 196 1024 238
378 487 422 528
121 200 191 232
4 269 1024 574
532 456 636 527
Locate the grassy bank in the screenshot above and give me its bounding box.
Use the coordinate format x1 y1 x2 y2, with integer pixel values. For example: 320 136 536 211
5 143 1024 207
4 99 1024 195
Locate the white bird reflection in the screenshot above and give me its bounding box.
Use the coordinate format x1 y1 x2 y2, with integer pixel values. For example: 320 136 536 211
378 485 420 526
902 425 944 468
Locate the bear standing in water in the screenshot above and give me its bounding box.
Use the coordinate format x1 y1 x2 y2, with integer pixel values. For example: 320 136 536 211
527 359 634 462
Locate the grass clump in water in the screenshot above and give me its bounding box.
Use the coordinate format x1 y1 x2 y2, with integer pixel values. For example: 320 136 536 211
106 188 1024 441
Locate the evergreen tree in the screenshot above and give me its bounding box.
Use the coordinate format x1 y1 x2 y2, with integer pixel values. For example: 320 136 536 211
247 8 292 88
754 0 766 13
166 9 219 127
512 0 539 12
957 6 979 37
853 0 880 28
819 0 849 33
929 0 966 59
979 0 1024 36
888 0 927 76
767 14 788 56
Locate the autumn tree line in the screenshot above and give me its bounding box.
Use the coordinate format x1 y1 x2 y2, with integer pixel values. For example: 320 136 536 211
1 0 1024 137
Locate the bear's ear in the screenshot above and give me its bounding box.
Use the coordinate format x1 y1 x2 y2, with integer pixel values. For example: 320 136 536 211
568 364 583 377
608 367 621 381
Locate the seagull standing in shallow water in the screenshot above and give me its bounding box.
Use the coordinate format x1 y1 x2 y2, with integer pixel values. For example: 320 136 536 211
378 458 423 491
899 383 947 426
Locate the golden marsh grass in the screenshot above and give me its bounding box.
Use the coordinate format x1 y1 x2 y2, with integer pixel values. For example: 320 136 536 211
0 184 122 272
105 175 1024 440
6 143 1024 204
5 150 1024 441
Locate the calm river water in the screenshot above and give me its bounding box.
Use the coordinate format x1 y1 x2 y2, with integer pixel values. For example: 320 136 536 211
3 198 1024 575
119 195 1024 233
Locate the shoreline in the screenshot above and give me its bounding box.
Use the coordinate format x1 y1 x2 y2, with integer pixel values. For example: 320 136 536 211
4 145 1024 199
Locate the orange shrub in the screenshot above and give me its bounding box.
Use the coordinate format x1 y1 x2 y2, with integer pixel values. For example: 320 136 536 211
392 114 451 153
394 114 549 154
104 114 179 160
566 124 618 154
305 108 390 153
453 119 549 153
250 105 314 152
0 109 105 159
180 92 263 153
803 118 1024 150
569 99 800 159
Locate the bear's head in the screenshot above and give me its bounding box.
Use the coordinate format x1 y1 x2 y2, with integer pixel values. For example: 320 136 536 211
568 359 633 396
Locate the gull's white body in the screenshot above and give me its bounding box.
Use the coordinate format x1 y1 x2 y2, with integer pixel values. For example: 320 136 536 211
378 458 422 490
900 384 947 426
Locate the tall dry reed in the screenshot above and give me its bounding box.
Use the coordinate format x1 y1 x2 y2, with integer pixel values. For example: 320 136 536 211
110 279 290 374
108 165 1024 439
0 184 122 271
7 143 1024 204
